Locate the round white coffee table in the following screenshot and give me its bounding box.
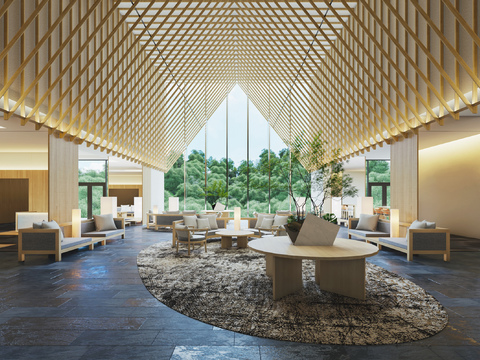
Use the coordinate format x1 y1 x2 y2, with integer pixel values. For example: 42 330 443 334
248 236 378 300
216 230 254 249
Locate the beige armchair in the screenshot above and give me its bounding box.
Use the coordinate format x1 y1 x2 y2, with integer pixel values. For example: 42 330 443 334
174 225 208 256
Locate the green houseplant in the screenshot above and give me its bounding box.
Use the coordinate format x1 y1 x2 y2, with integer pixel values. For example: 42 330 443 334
272 131 358 241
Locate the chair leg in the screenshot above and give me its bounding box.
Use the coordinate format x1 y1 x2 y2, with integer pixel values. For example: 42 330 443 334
204 241 207 253
18 253 25 262
444 252 450 262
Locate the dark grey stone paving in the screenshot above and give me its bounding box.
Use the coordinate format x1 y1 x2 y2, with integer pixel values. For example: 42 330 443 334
0 225 479 359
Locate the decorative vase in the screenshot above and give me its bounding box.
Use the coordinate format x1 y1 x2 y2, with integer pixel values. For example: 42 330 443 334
285 221 303 244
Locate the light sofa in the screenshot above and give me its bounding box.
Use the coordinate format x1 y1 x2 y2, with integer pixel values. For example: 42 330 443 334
18 225 95 262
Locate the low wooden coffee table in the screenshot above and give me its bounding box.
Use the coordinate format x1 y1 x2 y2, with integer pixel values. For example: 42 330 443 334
248 236 378 300
216 230 254 249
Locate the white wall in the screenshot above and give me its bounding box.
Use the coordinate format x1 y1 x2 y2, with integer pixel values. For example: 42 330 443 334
142 167 165 224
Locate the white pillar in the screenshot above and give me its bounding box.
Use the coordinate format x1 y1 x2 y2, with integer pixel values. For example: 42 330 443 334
142 166 165 225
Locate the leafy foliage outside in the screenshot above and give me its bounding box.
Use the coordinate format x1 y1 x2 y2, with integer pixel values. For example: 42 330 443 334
78 163 107 218
367 160 391 208
164 132 358 218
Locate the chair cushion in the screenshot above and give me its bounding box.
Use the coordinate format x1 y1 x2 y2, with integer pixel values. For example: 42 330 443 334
199 214 219 229
379 237 408 249
356 214 379 232
93 214 117 232
41 220 64 242
61 237 92 250
82 229 124 237
349 229 389 238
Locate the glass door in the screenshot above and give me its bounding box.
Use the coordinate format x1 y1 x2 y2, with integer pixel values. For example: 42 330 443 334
79 183 107 219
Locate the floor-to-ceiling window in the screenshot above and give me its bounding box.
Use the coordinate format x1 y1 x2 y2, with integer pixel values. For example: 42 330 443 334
78 160 108 219
366 160 391 207
164 85 295 215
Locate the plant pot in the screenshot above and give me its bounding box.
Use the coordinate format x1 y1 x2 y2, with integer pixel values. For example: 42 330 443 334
285 221 303 244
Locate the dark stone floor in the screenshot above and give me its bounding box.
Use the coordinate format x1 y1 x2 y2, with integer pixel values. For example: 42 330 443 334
0 225 479 359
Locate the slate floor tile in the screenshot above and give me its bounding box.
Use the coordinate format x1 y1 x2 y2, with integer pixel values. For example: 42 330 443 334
80 345 174 360
0 329 84 346
0 225 479 359
0 317 146 331
0 346 88 360
171 345 261 360
71 330 160 346
152 329 235 346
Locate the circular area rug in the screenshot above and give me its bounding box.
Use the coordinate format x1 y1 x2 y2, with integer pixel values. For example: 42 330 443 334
137 241 448 345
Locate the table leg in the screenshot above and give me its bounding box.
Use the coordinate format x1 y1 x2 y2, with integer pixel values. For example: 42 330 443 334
221 236 232 249
265 254 273 277
315 259 366 300
272 256 303 300
236 236 248 248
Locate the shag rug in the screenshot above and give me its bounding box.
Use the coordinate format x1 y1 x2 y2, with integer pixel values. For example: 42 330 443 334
137 241 448 345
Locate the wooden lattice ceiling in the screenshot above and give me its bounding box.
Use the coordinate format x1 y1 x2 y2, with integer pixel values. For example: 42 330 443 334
0 0 479 171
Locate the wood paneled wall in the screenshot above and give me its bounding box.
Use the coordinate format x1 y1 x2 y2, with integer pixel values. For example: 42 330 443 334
390 136 418 223
0 179 29 223
0 170 48 213
109 184 143 198
48 135 78 224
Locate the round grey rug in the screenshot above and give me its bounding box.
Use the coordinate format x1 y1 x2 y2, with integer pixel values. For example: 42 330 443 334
137 241 448 345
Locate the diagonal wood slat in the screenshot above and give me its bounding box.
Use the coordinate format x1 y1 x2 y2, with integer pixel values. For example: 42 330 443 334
0 0 479 171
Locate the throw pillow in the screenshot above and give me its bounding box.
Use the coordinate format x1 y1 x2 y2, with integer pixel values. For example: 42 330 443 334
355 214 379 232
175 224 189 240
182 210 196 215
41 220 64 242
199 214 218 229
33 221 44 229
273 215 288 227
407 220 427 242
424 220 436 229
183 215 197 228
255 213 274 229
165 210 181 214
196 218 210 230
93 214 117 232
260 218 275 229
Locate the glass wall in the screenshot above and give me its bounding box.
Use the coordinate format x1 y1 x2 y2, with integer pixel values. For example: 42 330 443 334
366 160 391 207
164 85 293 216
78 160 108 218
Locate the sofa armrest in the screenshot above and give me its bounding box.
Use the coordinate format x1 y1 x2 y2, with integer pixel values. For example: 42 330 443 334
114 218 125 230
409 228 450 251
18 228 61 251
348 218 359 229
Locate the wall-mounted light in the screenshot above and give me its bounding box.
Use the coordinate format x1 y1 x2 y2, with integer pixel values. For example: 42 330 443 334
234 207 241 231
72 209 81 237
